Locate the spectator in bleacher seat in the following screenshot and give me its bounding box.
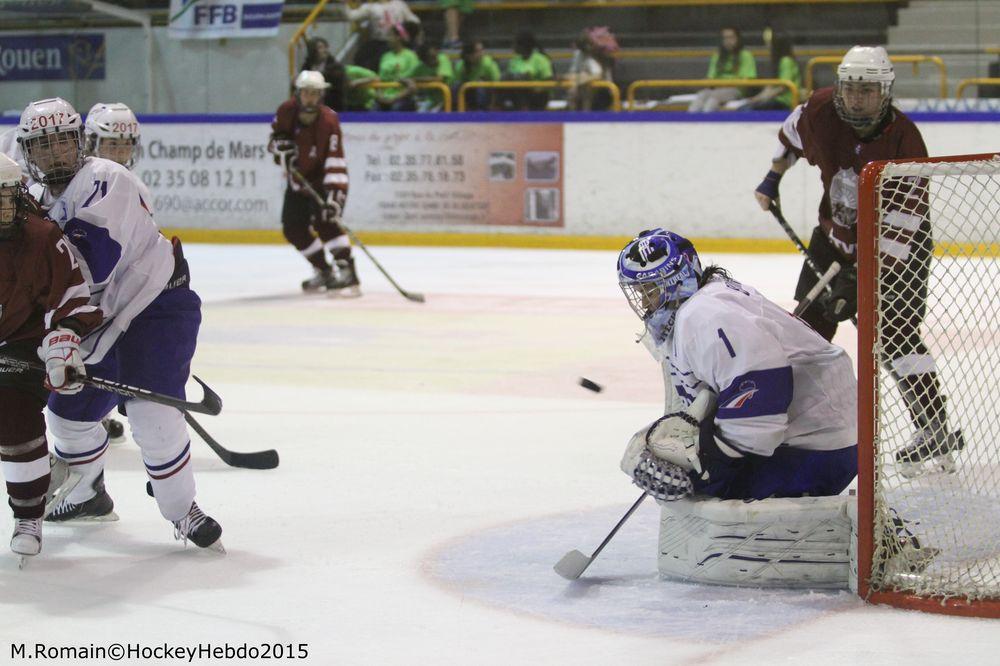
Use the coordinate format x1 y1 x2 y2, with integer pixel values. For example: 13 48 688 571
298 38 348 111
454 40 501 111
502 30 554 111
412 42 455 111
566 26 619 111
344 64 380 111
440 0 473 50
343 0 421 73
376 23 421 111
744 31 801 111
688 26 757 112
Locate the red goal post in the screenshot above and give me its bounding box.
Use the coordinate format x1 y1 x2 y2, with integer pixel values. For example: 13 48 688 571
856 152 1000 617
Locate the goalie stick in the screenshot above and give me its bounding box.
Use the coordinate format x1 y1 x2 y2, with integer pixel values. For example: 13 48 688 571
768 203 858 326
183 411 279 470
554 492 648 580
0 355 222 416
286 166 426 304
793 262 840 317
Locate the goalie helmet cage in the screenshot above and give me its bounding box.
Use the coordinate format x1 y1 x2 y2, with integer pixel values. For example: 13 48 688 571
857 151 1000 617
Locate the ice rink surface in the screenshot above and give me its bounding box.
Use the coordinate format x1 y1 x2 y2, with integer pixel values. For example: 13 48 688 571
2 244 996 665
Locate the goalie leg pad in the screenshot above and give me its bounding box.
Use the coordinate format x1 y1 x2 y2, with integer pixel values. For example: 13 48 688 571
658 495 853 589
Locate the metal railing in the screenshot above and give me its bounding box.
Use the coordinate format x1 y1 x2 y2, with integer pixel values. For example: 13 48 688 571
288 0 333 78
805 54 948 98
955 78 1000 100
362 81 454 112
625 78 799 110
455 80 622 111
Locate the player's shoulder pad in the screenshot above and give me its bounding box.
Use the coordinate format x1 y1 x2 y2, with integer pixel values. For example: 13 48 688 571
318 105 341 127
803 87 836 119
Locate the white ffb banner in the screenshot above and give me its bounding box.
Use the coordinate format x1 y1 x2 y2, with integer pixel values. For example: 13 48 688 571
168 0 285 40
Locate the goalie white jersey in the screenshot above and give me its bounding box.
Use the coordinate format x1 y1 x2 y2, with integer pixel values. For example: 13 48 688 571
670 277 856 457
41 157 174 364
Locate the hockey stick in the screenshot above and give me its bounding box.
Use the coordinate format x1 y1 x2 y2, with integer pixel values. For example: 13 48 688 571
183 411 279 470
768 203 858 326
286 166 426 303
554 492 648 580
0 355 222 416
792 262 840 317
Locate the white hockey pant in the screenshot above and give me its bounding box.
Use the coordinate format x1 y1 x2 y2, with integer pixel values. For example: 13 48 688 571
47 410 111 505
49 401 195 522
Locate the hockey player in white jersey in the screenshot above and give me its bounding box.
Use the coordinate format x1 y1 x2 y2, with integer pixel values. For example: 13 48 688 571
17 97 223 551
618 228 858 502
615 229 936 588
83 102 153 209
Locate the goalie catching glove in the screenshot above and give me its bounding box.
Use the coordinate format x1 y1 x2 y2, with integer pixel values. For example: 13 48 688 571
621 389 744 501
37 328 85 394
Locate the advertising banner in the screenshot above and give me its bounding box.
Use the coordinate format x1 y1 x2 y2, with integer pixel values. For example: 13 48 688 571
345 123 564 228
0 34 105 81
136 120 565 231
168 0 285 40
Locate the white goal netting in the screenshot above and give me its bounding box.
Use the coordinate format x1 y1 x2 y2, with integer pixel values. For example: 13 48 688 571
867 154 1000 604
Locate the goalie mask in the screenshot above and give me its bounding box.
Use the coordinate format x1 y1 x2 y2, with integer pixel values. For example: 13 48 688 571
85 102 141 169
0 153 28 240
17 97 85 188
294 70 330 113
834 46 894 132
618 229 702 325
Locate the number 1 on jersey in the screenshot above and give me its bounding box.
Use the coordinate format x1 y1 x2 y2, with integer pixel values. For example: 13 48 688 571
718 328 736 358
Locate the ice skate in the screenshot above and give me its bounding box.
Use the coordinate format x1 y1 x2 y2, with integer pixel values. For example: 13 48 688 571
327 257 361 298
301 267 333 293
173 502 224 553
44 455 83 519
895 426 965 479
46 471 119 523
11 518 42 568
879 510 939 585
102 417 126 443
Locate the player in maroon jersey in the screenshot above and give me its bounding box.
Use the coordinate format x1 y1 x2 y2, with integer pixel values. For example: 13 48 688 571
754 46 963 477
0 152 102 563
268 70 359 296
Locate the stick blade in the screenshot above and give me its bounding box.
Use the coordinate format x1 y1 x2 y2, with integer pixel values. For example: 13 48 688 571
404 292 426 303
554 550 592 580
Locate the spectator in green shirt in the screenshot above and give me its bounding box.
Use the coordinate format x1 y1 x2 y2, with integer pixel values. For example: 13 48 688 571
744 32 801 111
454 40 501 110
412 43 455 111
502 30 554 111
345 64 379 111
689 27 757 112
376 24 421 110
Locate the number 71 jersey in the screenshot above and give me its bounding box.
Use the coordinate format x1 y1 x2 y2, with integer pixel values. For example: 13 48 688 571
41 156 175 364
669 278 857 457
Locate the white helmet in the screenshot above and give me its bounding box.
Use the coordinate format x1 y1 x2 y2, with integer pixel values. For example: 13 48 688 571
85 102 141 169
295 70 330 91
17 97 84 187
834 46 894 130
0 152 26 237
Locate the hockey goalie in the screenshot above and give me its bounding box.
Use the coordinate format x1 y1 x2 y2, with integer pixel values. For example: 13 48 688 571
617 229 933 589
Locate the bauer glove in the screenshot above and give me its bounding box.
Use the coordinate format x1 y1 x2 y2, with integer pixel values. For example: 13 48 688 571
38 328 85 395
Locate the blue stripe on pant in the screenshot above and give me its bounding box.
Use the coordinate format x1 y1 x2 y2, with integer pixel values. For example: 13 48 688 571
692 445 857 500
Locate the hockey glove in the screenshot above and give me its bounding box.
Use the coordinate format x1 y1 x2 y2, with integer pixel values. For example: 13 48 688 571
38 328 85 395
755 170 783 204
268 136 298 170
321 190 345 225
621 389 716 481
822 264 858 322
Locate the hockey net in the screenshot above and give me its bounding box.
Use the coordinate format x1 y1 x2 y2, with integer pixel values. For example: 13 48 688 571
857 152 1000 616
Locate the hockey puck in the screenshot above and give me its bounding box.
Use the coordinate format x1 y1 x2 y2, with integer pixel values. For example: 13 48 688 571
579 377 603 393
